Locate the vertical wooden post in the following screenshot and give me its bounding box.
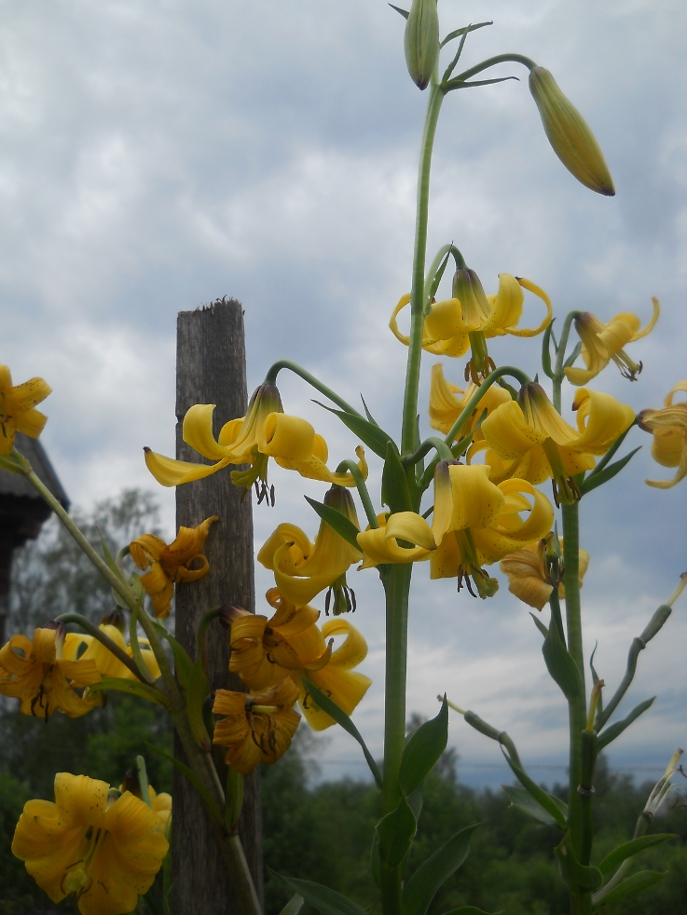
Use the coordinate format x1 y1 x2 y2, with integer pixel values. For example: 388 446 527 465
173 299 263 915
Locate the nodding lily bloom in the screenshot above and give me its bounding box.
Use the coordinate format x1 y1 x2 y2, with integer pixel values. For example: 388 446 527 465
500 537 590 610
564 298 660 386
0 627 101 719
12 773 169 915
479 383 635 504
63 624 161 681
129 516 218 619
150 788 172 837
429 363 512 442
212 677 301 774
257 486 362 607
227 593 371 729
144 384 367 504
227 592 326 692
0 365 51 455
638 380 687 489
357 463 553 599
390 274 552 379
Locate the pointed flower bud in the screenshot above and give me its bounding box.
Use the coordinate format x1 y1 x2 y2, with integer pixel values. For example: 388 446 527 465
529 67 615 196
404 0 439 91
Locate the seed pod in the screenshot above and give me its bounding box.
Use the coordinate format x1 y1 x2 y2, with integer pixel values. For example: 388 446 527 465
529 66 615 196
404 0 440 91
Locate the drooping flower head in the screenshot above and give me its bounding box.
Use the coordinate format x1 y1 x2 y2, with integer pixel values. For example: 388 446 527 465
357 462 554 600
390 274 552 382
0 626 101 719
500 536 590 610
257 486 362 609
0 365 52 455
144 384 366 503
129 516 218 618
12 773 169 915
212 677 301 774
479 383 635 504
638 380 687 489
428 363 512 444
564 298 660 385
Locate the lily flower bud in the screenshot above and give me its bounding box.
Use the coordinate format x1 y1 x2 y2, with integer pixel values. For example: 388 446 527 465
404 0 440 91
528 67 615 196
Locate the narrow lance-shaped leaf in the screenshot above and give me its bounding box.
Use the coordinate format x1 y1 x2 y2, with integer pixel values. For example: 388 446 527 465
304 497 361 554
88 677 170 709
402 825 479 915
376 796 418 868
598 833 676 875
276 875 371 915
579 447 641 496
538 612 583 701
597 697 655 752
398 698 449 796
501 748 567 830
502 785 558 826
301 677 382 788
382 442 414 513
593 870 665 907
555 835 603 892
315 401 396 458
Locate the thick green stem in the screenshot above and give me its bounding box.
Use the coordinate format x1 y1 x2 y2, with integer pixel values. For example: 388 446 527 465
444 52 537 90
380 563 412 915
402 80 445 457
552 312 577 413
562 503 588 866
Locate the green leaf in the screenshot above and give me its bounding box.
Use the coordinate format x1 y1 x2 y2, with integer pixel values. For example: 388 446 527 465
598 834 676 875
440 21 492 49
597 697 655 751
399 699 448 796
438 909 493 915
376 795 418 868
360 394 380 426
579 447 641 496
301 678 382 788
304 497 361 553
144 741 224 827
594 870 665 907
555 835 603 891
152 623 194 690
382 442 413 513
502 785 558 826
89 676 170 709
501 750 567 830
541 320 555 380
186 657 212 751
563 341 583 369
530 612 549 638
279 894 305 915
541 612 583 701
277 875 370 915
402 825 478 915
389 4 409 20
316 402 395 459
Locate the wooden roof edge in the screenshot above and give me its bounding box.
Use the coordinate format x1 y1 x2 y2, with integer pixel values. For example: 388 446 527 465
0 433 70 510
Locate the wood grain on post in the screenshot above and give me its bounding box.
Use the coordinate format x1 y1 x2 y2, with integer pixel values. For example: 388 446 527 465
173 298 263 915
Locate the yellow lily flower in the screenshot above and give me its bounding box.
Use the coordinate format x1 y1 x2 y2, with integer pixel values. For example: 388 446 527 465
63 623 161 681
500 537 590 610
638 381 687 488
144 384 366 503
0 627 101 719
564 298 660 385
150 787 172 837
12 772 169 915
129 516 218 618
228 591 325 692
257 486 362 607
390 274 552 379
212 677 301 774
479 383 635 504
357 463 553 599
0 365 51 455
429 363 512 442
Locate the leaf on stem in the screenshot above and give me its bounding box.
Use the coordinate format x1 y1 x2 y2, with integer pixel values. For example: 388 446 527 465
540 610 583 701
402 825 479 915
501 748 568 830
304 497 362 553
502 785 559 826
276 875 370 915
279 895 305 915
598 834 676 875
186 657 213 751
597 697 655 751
593 870 665 906
398 698 449 796
152 622 194 690
88 676 170 709
579 447 641 496
376 795 418 868
555 834 603 892
145 741 225 827
315 402 395 458
301 677 382 788
382 442 414 513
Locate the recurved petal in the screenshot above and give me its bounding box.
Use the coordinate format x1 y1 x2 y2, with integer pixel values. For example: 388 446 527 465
508 574 553 610
144 448 228 486
389 294 411 346
182 404 227 460
424 297 468 341
299 667 371 731
385 512 436 550
260 413 316 460
9 377 52 410
482 274 524 335
321 618 368 670
54 773 108 827
571 388 635 454
14 408 48 439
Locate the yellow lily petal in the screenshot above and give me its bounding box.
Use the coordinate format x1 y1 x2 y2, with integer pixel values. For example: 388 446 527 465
144 448 227 486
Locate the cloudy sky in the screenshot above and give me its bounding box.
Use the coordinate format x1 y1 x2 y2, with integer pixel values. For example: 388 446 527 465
2 0 686 788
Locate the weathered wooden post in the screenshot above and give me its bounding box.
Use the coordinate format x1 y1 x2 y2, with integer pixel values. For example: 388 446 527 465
173 298 263 914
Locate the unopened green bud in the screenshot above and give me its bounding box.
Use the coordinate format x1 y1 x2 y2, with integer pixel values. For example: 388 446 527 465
529 67 615 197
404 0 439 91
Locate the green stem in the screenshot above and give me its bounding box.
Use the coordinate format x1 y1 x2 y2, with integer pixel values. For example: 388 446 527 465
25 469 138 610
55 612 154 685
336 459 378 529
552 312 578 412
136 754 153 808
264 360 363 418
402 79 445 457
402 436 454 469
443 365 531 446
561 503 588 864
444 52 537 89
